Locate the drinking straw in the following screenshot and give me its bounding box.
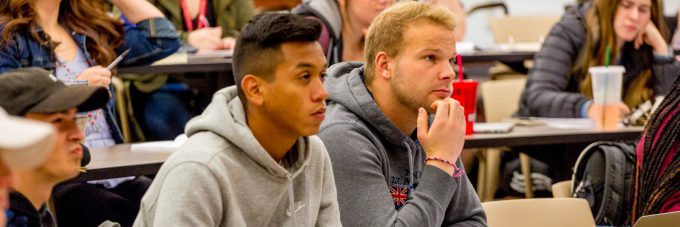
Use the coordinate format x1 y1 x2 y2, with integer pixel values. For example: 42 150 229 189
605 46 611 67
457 54 464 81
602 45 611 128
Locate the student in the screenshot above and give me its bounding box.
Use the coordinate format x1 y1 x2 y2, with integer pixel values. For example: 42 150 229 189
134 13 340 226
150 0 253 50
518 0 679 119
318 2 486 226
630 76 680 221
293 0 396 65
0 0 179 146
0 67 110 227
0 1 178 225
128 0 255 141
0 107 55 226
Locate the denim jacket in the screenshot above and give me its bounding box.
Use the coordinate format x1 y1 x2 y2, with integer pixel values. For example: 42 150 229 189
0 17 180 143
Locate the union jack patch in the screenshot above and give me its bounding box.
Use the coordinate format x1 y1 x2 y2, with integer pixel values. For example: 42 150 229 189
389 185 410 209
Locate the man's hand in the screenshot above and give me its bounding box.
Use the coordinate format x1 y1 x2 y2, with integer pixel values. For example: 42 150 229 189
417 98 466 175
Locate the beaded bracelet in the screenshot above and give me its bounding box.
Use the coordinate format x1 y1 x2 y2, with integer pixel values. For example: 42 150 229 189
425 156 465 178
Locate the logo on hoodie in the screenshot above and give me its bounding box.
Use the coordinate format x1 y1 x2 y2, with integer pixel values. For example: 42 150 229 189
389 184 411 209
285 201 306 216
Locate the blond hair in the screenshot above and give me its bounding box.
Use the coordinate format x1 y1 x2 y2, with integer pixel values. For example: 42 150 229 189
364 1 457 84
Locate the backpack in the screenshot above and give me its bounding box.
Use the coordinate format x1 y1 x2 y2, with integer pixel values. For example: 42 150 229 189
572 141 637 226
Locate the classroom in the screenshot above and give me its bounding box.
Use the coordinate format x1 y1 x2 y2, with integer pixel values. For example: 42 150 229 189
0 0 679 226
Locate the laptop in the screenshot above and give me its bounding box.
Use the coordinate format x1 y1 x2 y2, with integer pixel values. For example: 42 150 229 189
473 122 515 134
633 211 680 227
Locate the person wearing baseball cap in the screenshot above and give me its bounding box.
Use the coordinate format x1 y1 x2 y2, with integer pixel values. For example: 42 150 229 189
0 107 55 226
0 67 109 226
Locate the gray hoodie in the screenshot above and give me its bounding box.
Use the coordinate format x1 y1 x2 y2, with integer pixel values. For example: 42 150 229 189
318 62 487 226
133 86 341 227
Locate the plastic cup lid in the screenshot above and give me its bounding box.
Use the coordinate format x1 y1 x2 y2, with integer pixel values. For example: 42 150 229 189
588 66 625 75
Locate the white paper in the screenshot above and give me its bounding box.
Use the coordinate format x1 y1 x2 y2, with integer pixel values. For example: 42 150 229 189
151 52 188 65
191 49 233 59
496 42 542 52
456 41 475 53
531 117 597 129
131 134 187 152
474 122 515 133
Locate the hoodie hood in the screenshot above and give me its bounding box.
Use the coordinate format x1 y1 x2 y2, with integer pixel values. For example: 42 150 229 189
325 61 409 147
185 86 311 178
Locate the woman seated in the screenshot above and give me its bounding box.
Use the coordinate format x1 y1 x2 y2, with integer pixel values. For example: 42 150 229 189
518 0 679 120
293 0 396 65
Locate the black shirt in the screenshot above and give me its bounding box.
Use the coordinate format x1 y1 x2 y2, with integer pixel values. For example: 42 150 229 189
7 192 56 227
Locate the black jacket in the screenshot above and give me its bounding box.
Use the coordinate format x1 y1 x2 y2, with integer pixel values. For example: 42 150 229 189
7 192 56 227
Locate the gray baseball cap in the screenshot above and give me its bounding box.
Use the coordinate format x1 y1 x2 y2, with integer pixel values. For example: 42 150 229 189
0 67 109 116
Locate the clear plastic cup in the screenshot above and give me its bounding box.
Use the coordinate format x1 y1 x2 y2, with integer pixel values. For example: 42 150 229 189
588 66 625 130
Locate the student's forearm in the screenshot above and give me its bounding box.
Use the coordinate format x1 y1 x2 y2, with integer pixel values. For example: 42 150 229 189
110 0 165 23
441 159 487 226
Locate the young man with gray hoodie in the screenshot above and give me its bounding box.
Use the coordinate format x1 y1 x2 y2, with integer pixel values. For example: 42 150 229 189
134 13 341 226
318 2 486 226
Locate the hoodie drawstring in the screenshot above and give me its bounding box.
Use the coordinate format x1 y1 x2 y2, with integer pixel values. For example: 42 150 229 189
286 171 310 227
403 140 414 196
304 168 311 227
287 175 298 227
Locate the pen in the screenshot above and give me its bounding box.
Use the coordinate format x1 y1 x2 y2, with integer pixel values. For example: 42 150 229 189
106 49 131 70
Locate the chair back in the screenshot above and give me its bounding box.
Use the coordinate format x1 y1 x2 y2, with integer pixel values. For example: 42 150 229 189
552 180 572 198
483 198 595 227
489 16 560 44
633 211 680 227
480 78 526 122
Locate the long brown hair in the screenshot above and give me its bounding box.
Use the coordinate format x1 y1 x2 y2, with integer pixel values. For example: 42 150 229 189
0 0 124 66
573 0 667 108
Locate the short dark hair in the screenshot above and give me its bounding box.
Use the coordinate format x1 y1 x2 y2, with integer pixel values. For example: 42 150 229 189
232 12 322 104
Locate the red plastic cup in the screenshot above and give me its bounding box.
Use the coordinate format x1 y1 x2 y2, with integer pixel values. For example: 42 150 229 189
451 80 478 135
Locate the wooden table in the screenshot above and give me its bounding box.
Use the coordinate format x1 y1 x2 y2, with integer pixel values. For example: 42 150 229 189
118 48 680 75
462 51 535 63
72 144 172 182
71 125 643 182
118 58 232 74
117 51 536 75
464 125 643 148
